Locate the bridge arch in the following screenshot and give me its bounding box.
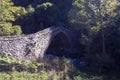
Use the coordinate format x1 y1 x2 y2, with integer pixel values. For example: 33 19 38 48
0 27 79 60
44 31 71 56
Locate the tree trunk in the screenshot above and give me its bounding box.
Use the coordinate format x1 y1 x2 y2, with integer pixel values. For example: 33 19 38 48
101 29 106 54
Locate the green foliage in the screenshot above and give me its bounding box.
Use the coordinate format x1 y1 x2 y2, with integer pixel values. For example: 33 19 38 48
0 57 88 80
11 25 22 36
0 22 12 36
37 2 53 10
0 54 120 80
0 0 28 36
0 0 27 22
26 5 35 13
68 0 120 61
0 22 22 36
68 0 119 30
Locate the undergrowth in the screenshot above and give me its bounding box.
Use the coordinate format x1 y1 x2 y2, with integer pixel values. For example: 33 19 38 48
0 53 119 80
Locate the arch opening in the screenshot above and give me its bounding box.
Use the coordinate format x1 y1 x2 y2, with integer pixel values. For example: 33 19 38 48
45 32 71 57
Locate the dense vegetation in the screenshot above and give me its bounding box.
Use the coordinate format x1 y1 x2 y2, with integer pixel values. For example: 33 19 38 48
0 0 120 79
0 54 120 80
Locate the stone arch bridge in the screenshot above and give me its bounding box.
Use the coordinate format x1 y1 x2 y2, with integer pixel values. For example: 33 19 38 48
0 27 80 60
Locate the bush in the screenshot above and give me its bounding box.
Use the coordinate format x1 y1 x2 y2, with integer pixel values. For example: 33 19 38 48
0 22 22 36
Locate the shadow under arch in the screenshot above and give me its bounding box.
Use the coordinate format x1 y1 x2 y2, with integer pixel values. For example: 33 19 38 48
45 32 71 57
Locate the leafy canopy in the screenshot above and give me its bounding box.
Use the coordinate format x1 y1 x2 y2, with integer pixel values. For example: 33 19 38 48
0 0 27 36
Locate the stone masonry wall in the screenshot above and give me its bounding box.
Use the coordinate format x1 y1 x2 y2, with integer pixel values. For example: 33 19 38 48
0 27 79 60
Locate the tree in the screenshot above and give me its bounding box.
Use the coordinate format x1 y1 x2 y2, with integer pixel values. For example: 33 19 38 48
89 0 118 54
0 0 27 36
68 0 119 54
